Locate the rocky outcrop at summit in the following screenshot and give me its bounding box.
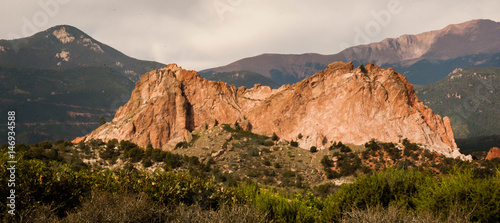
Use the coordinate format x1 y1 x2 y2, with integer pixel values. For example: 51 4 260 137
78 62 468 159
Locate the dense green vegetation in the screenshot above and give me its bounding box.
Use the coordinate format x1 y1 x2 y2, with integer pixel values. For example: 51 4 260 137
0 65 134 144
1 138 499 222
415 67 500 140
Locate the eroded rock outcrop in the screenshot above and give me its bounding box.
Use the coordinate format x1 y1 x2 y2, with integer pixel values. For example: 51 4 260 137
486 147 500 160
77 62 468 159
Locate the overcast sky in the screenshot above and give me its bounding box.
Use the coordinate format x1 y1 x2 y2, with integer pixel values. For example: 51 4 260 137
1 0 499 70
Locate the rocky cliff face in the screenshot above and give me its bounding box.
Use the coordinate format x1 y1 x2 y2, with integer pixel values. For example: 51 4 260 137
486 147 500 160
78 62 467 159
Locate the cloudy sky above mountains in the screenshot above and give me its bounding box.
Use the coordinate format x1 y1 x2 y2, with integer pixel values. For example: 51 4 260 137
1 0 499 70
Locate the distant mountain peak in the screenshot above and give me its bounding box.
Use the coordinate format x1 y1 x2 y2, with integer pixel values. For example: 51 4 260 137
201 19 500 85
449 18 498 28
0 24 165 79
51 26 76 44
437 19 498 37
44 25 89 38
41 25 106 54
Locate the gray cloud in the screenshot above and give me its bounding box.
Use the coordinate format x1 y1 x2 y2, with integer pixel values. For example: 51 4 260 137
1 0 499 70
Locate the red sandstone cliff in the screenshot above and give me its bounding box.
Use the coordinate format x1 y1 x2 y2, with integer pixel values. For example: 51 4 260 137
77 62 468 159
486 147 500 160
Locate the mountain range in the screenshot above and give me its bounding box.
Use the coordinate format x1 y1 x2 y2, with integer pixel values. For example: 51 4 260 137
200 19 500 86
1 20 499 149
0 25 165 143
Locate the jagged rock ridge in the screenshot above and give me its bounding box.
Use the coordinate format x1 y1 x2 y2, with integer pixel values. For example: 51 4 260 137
79 62 467 159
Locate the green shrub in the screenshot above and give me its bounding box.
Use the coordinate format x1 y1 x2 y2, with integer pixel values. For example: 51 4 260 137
325 169 340 179
310 146 318 153
313 183 338 198
361 150 370 159
0 157 93 217
119 140 138 152
415 167 500 222
163 153 183 169
169 203 270 223
411 152 420 161
263 140 275 147
106 139 118 149
364 139 380 151
423 149 436 160
142 158 153 168
382 143 401 161
290 141 298 147
320 155 333 168
272 132 279 141
359 64 367 73
151 149 167 162
273 162 281 168
63 191 167 222
336 154 362 176
175 141 188 149
340 204 471 223
330 141 351 153
100 145 119 160
144 147 153 157
263 160 271 166
54 140 73 147
125 147 144 163
403 139 419 158
340 146 352 153
34 141 52 150
254 190 320 222
247 147 260 156
89 139 104 149
330 168 427 219
222 124 269 141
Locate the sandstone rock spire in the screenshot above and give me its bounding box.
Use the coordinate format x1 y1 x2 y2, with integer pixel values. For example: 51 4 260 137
77 62 468 159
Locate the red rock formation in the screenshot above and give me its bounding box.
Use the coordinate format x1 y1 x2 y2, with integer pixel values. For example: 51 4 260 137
486 147 500 160
78 62 468 159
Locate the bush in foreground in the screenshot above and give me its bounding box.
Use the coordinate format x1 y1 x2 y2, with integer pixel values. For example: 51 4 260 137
340 205 471 223
2 145 500 222
18 191 270 223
